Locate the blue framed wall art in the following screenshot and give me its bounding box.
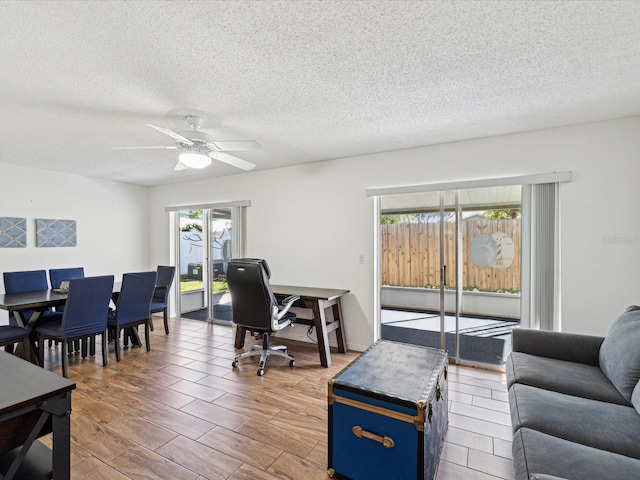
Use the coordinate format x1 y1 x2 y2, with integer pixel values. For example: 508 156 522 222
36 219 77 247
0 217 27 248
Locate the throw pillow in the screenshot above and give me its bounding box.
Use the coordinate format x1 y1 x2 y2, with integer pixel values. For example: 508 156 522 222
632 380 640 415
599 306 640 403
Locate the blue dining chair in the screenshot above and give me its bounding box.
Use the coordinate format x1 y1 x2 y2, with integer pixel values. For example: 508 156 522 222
49 267 85 290
0 325 31 361
108 271 156 362
49 267 85 316
3 270 62 327
35 275 114 377
48 268 87 353
150 265 175 335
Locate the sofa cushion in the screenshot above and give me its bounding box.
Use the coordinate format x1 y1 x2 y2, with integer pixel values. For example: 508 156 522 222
506 352 629 405
509 384 640 459
513 428 640 480
632 380 640 415
599 306 640 402
512 328 603 365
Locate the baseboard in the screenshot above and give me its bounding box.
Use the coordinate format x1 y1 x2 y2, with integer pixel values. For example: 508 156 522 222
275 324 368 353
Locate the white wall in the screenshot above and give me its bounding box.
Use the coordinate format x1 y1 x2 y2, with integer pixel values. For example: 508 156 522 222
2 118 635 346
0 163 150 324
146 116 640 348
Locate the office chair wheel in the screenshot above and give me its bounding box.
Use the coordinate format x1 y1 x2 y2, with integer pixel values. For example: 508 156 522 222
289 359 296 367
257 368 265 376
232 360 239 368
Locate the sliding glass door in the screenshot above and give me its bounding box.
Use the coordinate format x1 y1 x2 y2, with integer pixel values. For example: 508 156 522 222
176 205 246 323
379 185 521 368
456 187 521 365
437 190 460 357
209 208 233 323
178 209 207 318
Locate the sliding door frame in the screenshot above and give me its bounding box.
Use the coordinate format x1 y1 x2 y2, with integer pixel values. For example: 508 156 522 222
166 200 249 322
370 172 571 367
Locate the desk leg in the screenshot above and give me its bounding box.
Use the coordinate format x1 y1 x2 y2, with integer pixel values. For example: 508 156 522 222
234 326 246 349
312 300 332 368
332 301 348 354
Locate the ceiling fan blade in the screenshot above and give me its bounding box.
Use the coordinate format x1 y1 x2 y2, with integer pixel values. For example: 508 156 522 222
173 160 189 171
207 140 261 152
110 146 178 150
211 152 256 171
147 124 194 145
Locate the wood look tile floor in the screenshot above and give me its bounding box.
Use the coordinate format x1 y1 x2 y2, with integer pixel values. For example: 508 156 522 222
36 316 514 480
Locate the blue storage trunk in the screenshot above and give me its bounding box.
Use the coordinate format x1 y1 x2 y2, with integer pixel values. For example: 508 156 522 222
328 340 448 480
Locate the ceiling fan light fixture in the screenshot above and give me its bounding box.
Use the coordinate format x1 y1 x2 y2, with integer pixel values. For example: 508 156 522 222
179 152 211 169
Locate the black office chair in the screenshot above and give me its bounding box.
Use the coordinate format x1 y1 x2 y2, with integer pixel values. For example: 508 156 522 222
227 258 299 376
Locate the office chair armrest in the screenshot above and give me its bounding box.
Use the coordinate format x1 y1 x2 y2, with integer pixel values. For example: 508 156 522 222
280 295 300 306
275 295 300 320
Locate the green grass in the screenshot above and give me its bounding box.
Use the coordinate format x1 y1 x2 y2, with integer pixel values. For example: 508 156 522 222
180 279 229 294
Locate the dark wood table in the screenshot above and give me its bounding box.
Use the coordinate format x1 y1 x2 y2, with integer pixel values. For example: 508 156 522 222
0 290 68 330
0 290 70 363
0 350 75 479
0 283 138 364
234 285 349 367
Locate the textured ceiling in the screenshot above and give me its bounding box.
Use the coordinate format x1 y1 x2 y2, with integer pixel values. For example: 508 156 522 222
0 1 639 186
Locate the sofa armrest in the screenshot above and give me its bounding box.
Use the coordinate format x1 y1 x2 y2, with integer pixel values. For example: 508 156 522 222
512 329 604 366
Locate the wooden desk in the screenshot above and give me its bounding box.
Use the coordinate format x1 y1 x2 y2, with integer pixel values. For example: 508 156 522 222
0 350 75 479
234 285 349 367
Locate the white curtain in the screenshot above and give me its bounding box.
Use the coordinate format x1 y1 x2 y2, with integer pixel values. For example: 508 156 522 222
521 183 560 331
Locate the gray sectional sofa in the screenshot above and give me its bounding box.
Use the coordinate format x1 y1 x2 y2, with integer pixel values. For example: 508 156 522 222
506 306 640 480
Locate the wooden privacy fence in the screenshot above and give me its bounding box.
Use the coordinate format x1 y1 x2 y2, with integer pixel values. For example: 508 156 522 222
381 219 521 292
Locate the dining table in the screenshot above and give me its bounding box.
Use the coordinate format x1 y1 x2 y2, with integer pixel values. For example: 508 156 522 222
0 282 140 364
0 289 68 330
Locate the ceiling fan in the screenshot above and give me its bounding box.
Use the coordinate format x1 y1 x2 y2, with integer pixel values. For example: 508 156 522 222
115 115 259 171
